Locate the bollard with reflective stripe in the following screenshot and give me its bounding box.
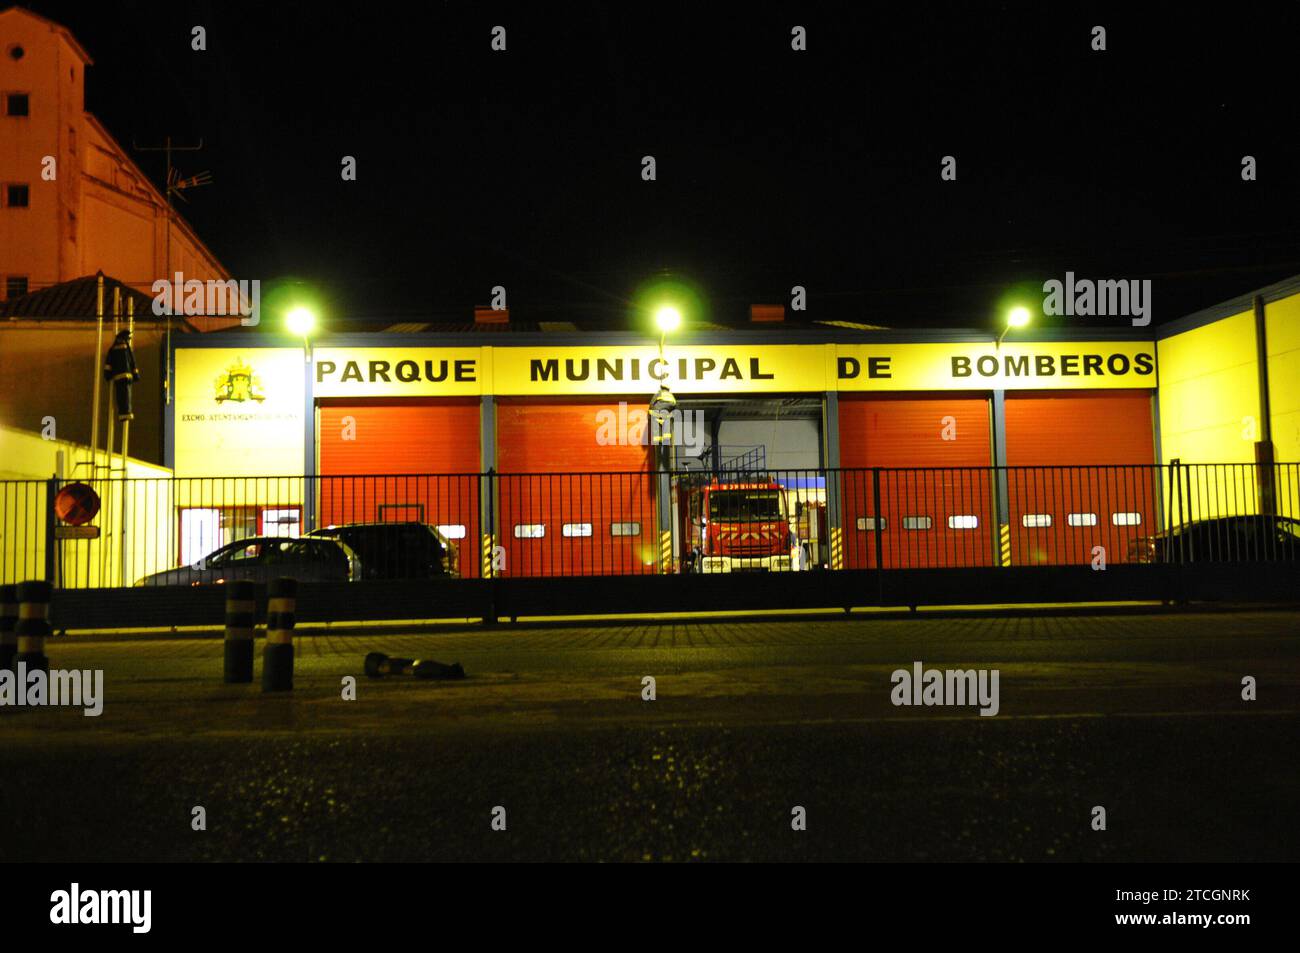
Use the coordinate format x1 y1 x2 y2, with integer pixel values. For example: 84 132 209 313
0 584 17 672
223 579 257 683
14 579 52 676
262 577 297 692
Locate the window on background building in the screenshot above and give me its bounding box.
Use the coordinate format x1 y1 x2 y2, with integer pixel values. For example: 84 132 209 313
261 509 301 538
5 93 28 116
377 502 425 523
5 276 27 299
178 507 272 567
5 184 29 207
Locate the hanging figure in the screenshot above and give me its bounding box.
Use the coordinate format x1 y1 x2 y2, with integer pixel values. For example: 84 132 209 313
104 329 141 421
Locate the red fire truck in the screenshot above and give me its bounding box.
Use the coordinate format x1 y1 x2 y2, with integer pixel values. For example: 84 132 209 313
679 478 812 573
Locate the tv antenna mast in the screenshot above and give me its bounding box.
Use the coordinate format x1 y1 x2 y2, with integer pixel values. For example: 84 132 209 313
133 136 212 404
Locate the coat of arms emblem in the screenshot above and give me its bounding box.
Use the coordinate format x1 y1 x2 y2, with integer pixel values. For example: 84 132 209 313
214 359 266 403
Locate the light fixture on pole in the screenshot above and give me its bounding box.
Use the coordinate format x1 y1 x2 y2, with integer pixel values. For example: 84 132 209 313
286 306 317 362
996 306 1032 349
650 305 682 451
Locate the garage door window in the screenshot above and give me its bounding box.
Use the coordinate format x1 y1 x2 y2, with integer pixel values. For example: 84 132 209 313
1021 514 1052 528
1067 512 1098 527
514 523 545 539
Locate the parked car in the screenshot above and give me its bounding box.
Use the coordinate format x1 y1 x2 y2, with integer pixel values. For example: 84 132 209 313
1130 515 1300 563
306 522 460 580
136 536 354 587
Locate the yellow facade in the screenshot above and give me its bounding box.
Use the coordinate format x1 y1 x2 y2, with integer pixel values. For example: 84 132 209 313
0 424 173 586
1266 294 1300 464
1156 311 1259 465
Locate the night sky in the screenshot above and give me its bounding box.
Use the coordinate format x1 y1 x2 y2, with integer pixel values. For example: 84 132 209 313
23 1 1300 329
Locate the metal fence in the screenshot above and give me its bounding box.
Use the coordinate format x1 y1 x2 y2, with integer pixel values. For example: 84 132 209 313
1 463 1297 588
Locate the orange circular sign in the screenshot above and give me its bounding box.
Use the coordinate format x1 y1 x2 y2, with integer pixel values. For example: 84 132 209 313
54 482 101 526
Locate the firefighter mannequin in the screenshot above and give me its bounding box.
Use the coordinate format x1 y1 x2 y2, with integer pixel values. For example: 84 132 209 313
104 329 141 421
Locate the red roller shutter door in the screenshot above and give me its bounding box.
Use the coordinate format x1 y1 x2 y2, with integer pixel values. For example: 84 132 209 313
496 399 655 577
838 396 994 568
1003 391 1156 566
318 399 482 577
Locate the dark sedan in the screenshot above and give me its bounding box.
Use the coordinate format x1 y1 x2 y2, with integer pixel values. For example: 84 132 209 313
1130 515 1300 563
136 536 354 586
306 522 459 580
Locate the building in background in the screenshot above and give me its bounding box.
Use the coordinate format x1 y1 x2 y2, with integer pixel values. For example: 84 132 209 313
0 5 232 310
0 274 204 466
0 7 242 473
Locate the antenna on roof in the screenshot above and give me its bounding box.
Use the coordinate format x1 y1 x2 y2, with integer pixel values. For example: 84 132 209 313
132 136 207 406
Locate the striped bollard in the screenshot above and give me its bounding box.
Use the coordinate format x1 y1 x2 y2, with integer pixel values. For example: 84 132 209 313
223 579 257 683
14 579 52 676
0 585 17 672
262 577 297 692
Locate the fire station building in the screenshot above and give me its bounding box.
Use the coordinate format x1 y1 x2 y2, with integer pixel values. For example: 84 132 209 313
162 275 1300 580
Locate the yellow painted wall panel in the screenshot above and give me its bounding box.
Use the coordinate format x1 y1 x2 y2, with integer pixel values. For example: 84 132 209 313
1157 312 1259 465
174 348 305 478
1266 293 1300 463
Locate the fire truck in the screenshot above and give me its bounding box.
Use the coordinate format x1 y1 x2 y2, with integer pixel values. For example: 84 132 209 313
678 477 821 573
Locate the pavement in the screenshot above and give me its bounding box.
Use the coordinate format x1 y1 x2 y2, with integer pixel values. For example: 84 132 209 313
3 608 1298 861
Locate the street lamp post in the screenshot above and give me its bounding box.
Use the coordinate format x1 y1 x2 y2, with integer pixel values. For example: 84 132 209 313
649 305 682 452
649 305 682 574
286 306 319 534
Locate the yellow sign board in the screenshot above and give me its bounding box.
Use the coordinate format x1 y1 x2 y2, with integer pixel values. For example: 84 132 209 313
312 347 484 398
301 342 1157 396
834 342 1156 392
174 348 305 478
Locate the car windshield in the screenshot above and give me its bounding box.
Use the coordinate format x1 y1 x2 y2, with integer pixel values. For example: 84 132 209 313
709 490 783 522
209 540 262 566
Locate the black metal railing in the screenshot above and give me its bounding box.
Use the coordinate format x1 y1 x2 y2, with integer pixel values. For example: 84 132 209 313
1 462 1296 588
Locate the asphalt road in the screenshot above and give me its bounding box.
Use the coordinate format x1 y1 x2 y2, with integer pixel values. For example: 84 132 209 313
3 608 1298 862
